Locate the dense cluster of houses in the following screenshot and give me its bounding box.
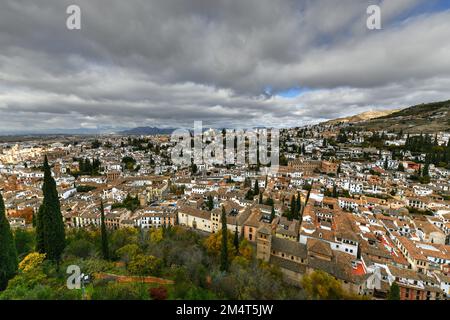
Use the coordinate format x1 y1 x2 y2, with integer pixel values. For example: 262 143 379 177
1 127 449 300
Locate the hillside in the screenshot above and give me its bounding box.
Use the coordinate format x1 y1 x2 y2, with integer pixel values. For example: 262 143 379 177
347 100 450 133
325 100 450 133
324 109 399 125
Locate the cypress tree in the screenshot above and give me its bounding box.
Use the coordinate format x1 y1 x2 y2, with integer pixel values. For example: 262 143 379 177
270 205 275 222
100 200 109 260
332 184 338 198
220 206 229 271
244 177 251 188
306 187 311 203
233 223 239 254
265 197 274 207
207 195 214 211
36 156 66 263
253 180 259 195
0 192 18 291
290 196 296 220
422 162 430 177
31 212 36 227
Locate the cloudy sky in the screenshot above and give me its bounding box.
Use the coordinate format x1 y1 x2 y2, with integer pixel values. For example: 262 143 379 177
1 0 450 133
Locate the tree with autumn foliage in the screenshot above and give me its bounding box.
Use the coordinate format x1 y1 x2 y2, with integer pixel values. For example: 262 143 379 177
301 270 346 300
301 270 366 300
204 230 235 262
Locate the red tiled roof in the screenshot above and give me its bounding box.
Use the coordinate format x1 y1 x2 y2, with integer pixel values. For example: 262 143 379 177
352 261 366 276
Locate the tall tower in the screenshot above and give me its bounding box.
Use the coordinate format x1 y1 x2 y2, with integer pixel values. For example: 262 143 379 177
256 226 272 262
139 194 147 207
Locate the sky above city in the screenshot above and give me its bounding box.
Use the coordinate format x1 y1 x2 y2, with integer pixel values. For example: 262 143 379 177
1 0 450 133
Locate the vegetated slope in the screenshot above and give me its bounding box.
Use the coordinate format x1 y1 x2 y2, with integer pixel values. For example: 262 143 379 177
353 100 450 133
324 109 399 125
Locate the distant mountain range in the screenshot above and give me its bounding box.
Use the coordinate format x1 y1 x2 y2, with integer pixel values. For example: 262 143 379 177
118 127 176 135
324 100 450 133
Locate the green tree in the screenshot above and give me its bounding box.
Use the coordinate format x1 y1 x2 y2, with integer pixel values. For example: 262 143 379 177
220 206 229 272
388 282 400 300
190 163 198 175
422 162 430 177
233 223 239 254
14 229 35 259
206 195 214 211
332 184 338 198
100 201 109 260
35 156 66 264
270 206 275 222
265 197 274 207
290 196 297 220
253 180 259 195
31 212 36 227
0 192 18 290
121 156 136 171
244 177 251 188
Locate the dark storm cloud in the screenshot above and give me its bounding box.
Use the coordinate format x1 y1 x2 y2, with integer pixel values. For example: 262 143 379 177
0 0 449 132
